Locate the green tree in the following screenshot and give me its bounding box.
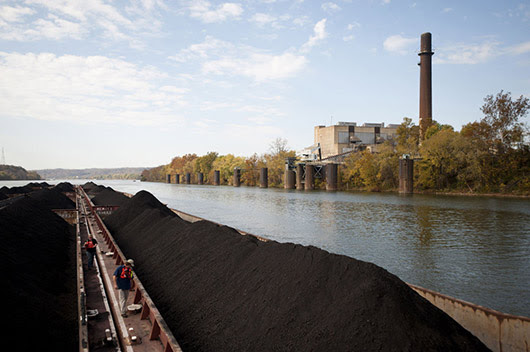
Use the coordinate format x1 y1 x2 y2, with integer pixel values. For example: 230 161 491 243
417 129 470 190
194 152 218 182
460 90 530 192
396 117 420 156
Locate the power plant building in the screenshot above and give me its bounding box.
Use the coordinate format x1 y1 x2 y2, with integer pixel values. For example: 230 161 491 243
314 122 400 160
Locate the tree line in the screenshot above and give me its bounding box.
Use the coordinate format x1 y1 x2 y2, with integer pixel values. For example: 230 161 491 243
142 91 529 195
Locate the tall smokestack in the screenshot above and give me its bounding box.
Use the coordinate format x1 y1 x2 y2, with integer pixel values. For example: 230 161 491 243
418 32 434 140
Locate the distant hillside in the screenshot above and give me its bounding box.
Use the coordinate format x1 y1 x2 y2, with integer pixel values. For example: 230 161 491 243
0 165 41 180
34 167 146 180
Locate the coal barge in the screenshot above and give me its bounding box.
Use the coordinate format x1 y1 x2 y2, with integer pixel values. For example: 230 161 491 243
1 182 528 351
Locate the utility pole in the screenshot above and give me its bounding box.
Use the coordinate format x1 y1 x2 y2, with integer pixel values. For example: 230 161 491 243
1 147 5 165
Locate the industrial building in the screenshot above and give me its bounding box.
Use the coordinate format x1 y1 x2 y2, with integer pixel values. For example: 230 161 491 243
313 122 400 160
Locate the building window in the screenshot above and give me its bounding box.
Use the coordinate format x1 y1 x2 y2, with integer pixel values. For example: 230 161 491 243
338 131 349 144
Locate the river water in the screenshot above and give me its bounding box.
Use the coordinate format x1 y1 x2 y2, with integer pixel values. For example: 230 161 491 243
3 179 529 317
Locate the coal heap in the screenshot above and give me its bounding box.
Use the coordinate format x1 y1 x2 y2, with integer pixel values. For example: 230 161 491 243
1 196 77 350
104 190 490 352
27 181 50 188
27 187 76 209
91 187 130 207
1 184 36 194
82 182 108 195
53 181 75 192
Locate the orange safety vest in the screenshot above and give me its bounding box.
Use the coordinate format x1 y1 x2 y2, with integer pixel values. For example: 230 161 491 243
120 267 132 279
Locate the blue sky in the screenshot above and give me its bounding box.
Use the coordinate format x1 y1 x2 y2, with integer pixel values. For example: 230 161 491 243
1 0 529 169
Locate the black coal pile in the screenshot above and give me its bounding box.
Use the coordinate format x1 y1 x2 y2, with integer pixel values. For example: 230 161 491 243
28 187 76 209
104 190 490 352
0 189 7 200
53 181 75 192
91 187 130 206
27 181 50 188
1 196 77 350
82 182 108 196
1 184 36 195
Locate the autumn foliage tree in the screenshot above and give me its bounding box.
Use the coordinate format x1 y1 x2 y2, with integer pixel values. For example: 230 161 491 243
461 91 529 192
143 92 528 194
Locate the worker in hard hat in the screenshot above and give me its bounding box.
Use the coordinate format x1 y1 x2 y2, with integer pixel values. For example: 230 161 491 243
113 259 136 317
84 234 98 270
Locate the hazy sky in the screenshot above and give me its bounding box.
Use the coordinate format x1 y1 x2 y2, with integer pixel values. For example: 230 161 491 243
1 0 529 169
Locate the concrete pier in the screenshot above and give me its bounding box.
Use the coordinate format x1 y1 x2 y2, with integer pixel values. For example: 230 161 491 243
260 168 268 188
399 156 414 194
284 169 295 189
214 170 220 186
326 163 338 191
296 164 304 190
198 172 204 185
305 165 314 190
233 168 241 187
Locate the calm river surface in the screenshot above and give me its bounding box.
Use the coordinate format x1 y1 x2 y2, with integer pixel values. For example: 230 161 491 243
3 179 529 317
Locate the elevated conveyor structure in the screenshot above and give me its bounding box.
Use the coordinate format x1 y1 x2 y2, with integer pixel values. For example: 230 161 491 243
76 185 182 352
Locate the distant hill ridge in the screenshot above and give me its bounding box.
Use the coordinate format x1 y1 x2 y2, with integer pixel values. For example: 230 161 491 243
0 164 41 180
34 167 147 180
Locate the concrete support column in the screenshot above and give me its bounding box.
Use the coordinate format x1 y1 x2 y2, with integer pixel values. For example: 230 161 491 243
186 173 191 184
326 163 338 191
305 164 314 190
233 168 241 187
214 170 220 186
284 169 295 189
166 174 171 183
296 164 304 190
175 174 179 184
260 168 268 188
198 172 204 185
399 157 414 194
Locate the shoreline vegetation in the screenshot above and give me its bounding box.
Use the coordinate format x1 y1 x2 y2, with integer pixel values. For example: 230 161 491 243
141 91 530 197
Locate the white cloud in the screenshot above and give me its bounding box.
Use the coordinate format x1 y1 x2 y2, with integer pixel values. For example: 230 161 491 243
250 13 276 26
0 0 164 46
301 18 327 53
26 15 85 40
170 36 233 62
347 22 361 30
293 15 310 27
187 1 243 23
434 42 499 64
442 7 453 13
433 39 530 64
203 52 307 81
383 34 416 55
322 2 341 13
0 52 187 126
171 36 307 82
343 34 354 42
506 41 530 55
0 5 35 23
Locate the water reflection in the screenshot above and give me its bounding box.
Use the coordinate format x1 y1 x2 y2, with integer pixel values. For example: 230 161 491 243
414 205 435 246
